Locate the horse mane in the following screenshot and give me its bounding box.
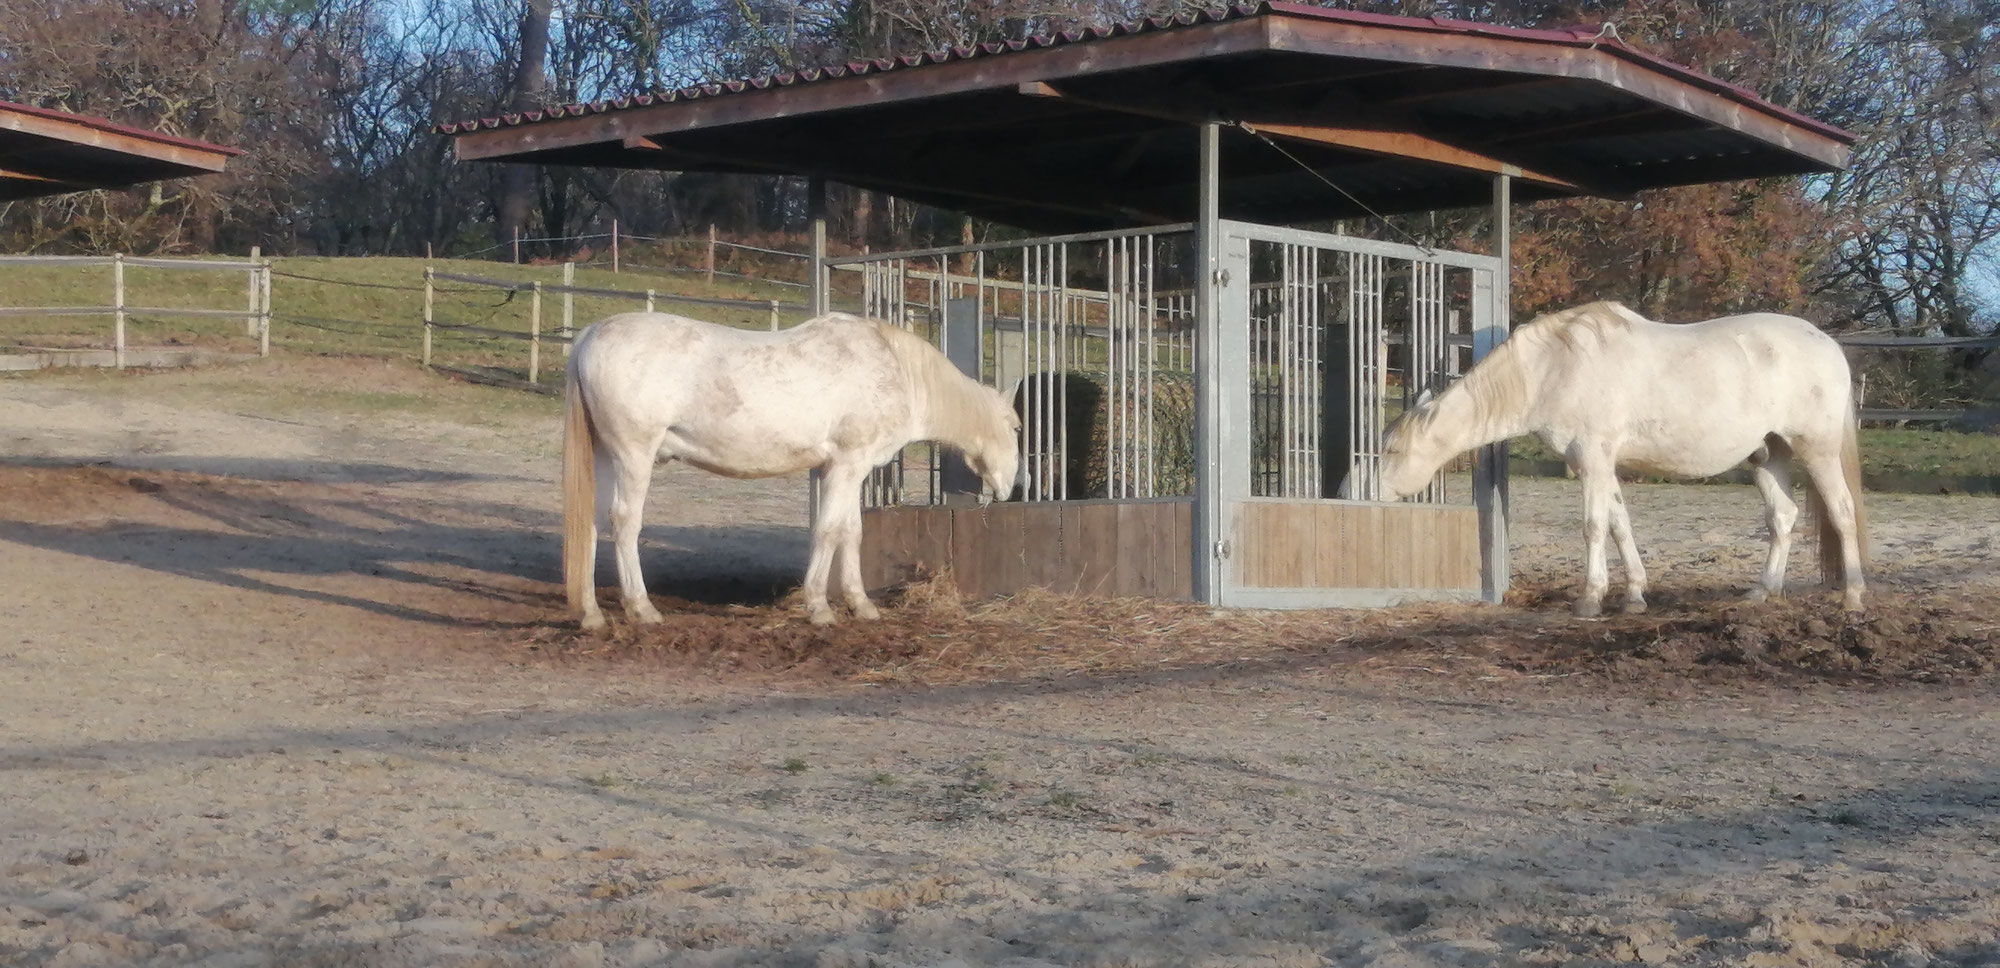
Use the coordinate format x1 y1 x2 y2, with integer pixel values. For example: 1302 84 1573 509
1400 300 1645 449
867 317 994 447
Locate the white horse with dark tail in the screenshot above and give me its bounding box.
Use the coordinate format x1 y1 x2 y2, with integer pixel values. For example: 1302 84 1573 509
1381 300 1867 616
562 311 1021 630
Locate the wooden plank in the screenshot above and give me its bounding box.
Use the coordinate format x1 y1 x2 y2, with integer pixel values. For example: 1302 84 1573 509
1114 503 1154 598
949 506 993 599
1140 501 1188 598
1022 503 1065 590
977 503 1031 599
1068 503 1121 597
1166 499 1195 600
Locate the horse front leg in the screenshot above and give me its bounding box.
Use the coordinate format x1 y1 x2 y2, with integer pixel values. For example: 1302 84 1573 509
836 508 880 621
1606 490 1648 614
802 462 866 625
1746 445 1799 603
1573 462 1616 618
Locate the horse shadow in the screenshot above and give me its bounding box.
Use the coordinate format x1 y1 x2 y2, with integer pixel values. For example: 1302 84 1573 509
0 460 808 624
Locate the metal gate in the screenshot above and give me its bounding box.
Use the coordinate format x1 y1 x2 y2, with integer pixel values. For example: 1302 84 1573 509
1214 221 1503 608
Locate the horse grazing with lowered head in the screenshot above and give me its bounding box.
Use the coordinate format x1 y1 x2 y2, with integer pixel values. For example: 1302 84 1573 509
1381 300 1867 616
563 311 1022 630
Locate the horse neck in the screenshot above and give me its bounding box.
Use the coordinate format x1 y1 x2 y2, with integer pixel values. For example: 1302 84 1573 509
887 333 988 450
1427 344 1537 452
915 364 993 451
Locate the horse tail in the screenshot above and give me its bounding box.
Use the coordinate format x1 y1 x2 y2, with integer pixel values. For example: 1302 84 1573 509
563 363 598 618
1812 396 1868 585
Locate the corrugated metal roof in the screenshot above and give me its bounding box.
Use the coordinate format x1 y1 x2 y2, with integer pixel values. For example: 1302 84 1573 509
435 2 1853 145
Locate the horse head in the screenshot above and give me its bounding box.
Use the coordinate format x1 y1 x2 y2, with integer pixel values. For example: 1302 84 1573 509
1381 387 1444 500
964 385 1023 506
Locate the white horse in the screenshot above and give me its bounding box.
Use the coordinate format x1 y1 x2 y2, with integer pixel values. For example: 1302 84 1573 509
1381 300 1867 616
562 311 1022 630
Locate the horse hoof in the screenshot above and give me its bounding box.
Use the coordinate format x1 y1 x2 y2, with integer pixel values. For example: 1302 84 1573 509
1842 596 1866 614
630 607 665 625
1621 600 1648 615
808 608 838 626
851 601 882 621
1572 600 1603 619
1743 587 1771 604
579 612 607 632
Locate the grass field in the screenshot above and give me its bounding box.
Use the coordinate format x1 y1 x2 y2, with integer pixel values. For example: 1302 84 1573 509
3 250 1997 481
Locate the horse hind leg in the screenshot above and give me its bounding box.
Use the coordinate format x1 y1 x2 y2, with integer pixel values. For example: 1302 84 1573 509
1745 438 1799 603
607 440 666 624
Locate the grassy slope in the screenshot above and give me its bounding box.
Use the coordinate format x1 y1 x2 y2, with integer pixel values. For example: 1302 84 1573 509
3 252 1997 478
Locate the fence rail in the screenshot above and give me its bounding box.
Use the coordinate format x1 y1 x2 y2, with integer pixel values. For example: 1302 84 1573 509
422 261 805 385
0 252 271 366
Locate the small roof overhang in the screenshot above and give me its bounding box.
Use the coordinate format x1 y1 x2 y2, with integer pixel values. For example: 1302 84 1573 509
439 2 1854 232
0 100 240 201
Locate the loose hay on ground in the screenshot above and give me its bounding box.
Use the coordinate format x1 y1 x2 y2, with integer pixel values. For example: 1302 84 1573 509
523 573 2000 689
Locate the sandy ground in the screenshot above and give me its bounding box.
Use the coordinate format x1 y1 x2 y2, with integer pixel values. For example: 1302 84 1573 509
3 360 1999 968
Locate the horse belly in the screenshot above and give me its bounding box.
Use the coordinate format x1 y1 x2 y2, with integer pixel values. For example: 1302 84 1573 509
663 424 828 479
1618 430 1766 479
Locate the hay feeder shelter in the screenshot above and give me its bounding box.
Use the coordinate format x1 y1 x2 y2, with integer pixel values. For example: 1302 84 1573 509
444 2 1852 608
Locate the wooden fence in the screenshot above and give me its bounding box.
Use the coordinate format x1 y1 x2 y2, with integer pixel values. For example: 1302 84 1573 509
0 253 272 367
422 261 805 389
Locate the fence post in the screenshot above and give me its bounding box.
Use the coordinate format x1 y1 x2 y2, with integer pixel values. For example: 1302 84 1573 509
422 267 434 367
530 281 542 385
645 288 655 313
562 262 575 354
112 253 126 370
246 246 261 337
513 226 521 265
258 259 272 357
769 299 780 331
706 224 716 287
611 219 619 274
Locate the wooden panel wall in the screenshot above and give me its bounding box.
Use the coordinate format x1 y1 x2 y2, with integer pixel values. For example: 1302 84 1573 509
1231 501 1480 590
860 500 1194 601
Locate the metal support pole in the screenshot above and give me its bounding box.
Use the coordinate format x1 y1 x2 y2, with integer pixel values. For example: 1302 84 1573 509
1192 122 1223 605
611 219 620 273
769 299 780 331
513 226 521 265
807 175 829 528
706 224 717 288
529 281 543 385
112 253 126 370
1476 174 1514 603
645 288 655 313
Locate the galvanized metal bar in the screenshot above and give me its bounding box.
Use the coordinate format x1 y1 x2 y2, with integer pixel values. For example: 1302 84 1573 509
1193 123 1223 603
1477 174 1514 603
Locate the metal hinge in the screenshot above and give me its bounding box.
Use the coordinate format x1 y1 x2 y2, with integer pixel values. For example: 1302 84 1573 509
1214 539 1231 560
1211 268 1231 286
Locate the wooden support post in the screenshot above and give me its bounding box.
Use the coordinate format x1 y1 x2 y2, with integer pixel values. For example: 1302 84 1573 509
530 281 542 384
422 267 434 366
769 299 780 331
705 224 716 287
112 253 126 370
246 246 261 337
513 225 521 265
258 259 272 358
645 288 655 313
611 219 619 273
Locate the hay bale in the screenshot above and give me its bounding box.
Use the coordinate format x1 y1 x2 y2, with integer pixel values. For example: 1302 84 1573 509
1013 370 1197 498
